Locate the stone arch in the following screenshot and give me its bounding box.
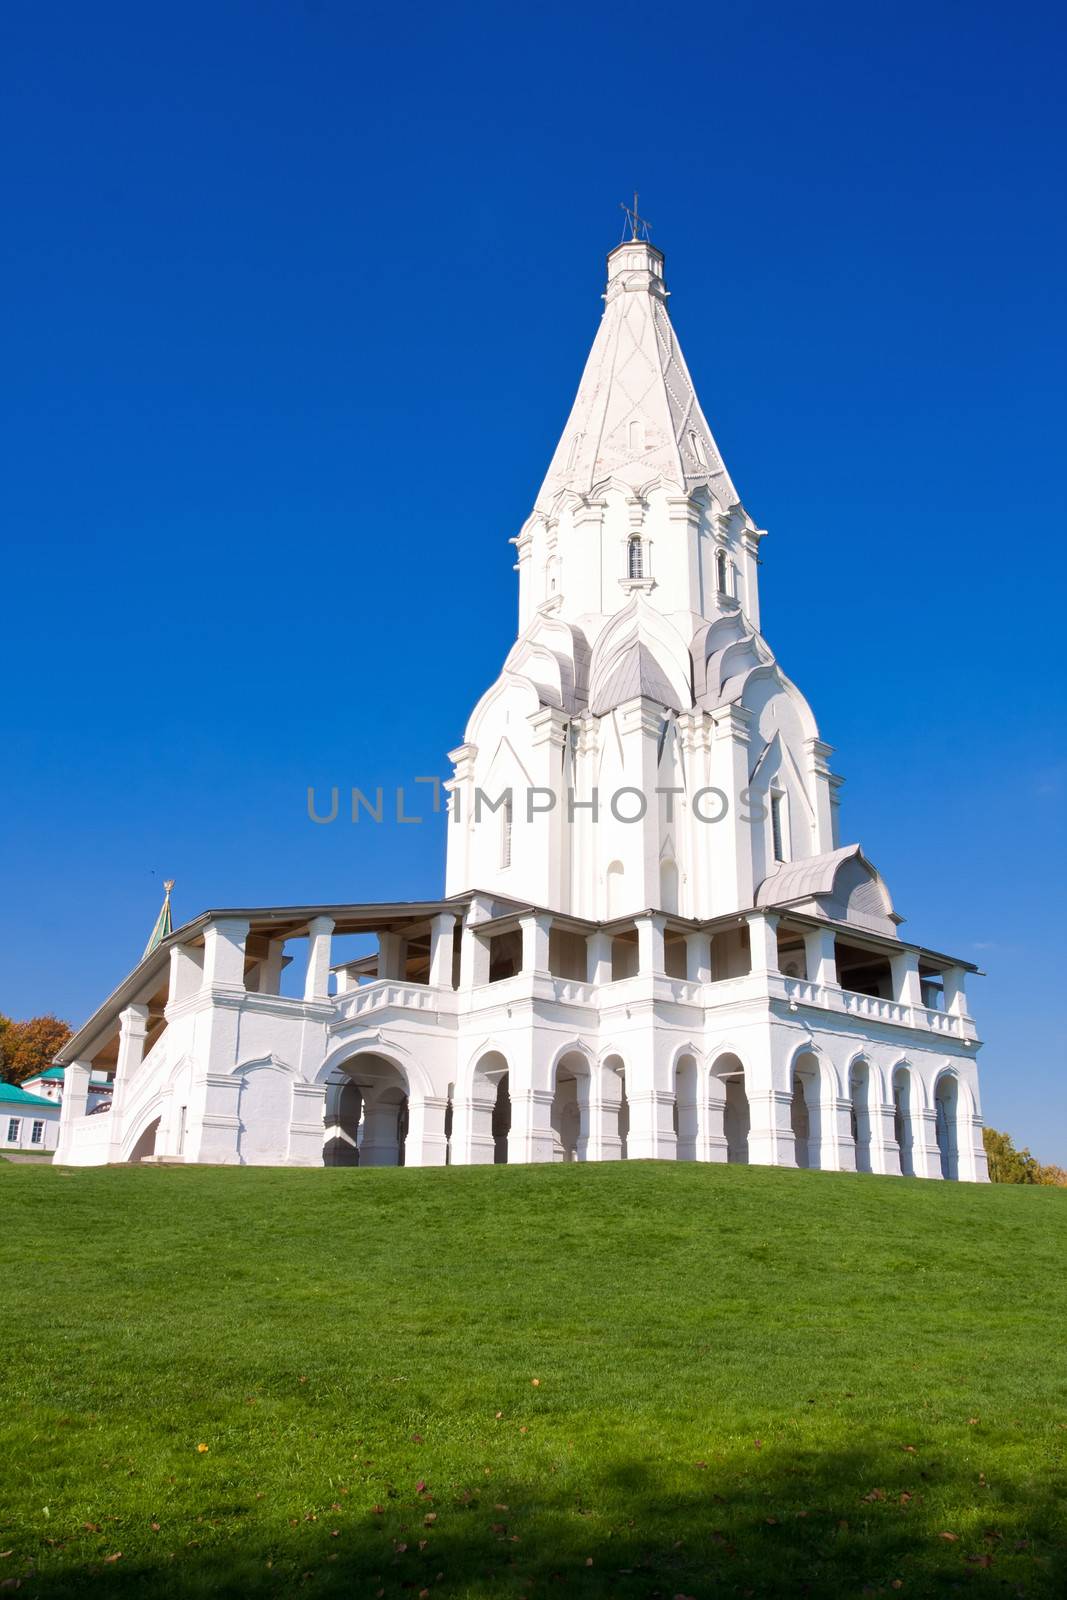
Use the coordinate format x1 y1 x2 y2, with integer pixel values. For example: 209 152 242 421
933 1067 962 1181
847 1054 877 1175
323 1073 363 1167
125 1109 161 1163
318 1033 435 1100
788 1045 839 1171
709 1049 749 1164
891 1061 918 1177
550 1045 594 1162
599 1051 628 1160
453 1047 510 1165
673 1049 700 1161
320 1049 412 1168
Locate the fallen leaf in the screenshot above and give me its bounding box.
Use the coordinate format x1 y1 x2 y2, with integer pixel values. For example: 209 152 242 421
585 1557 593 1566
411 1433 423 1443
968 1418 979 1426
531 1378 541 1387
330 1530 339 1538
939 1531 958 1542
196 1444 209 1454
151 1522 160 1532
393 1541 407 1553
103 1553 122 1563
863 1489 886 1502
423 1513 437 1526
415 1480 427 1495
754 1439 762 1450
902 1445 917 1454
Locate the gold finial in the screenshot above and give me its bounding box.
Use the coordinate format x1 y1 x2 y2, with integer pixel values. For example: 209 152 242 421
163 879 175 894
620 192 651 242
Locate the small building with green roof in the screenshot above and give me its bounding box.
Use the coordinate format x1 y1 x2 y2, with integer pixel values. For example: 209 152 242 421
1 1080 61 1154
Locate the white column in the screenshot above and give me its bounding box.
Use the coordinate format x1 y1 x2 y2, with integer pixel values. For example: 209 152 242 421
747 1087 796 1167
583 1065 623 1161
108 1005 150 1159
167 943 203 1006
890 948 923 1008
586 931 613 986
202 919 249 991
942 966 968 1017
360 1100 402 1166
61 1062 91 1124
911 1109 943 1179
406 1094 450 1167
627 1088 677 1159
520 912 553 977
747 912 779 975
260 938 286 996
697 1076 729 1163
288 1082 327 1166
428 912 457 989
870 1100 901 1176
636 913 666 977
459 923 490 988
304 917 335 1001
450 1078 497 1164
377 930 404 982
684 931 712 983
115 1004 150 1088
507 1087 556 1164
803 925 837 987
823 1095 856 1172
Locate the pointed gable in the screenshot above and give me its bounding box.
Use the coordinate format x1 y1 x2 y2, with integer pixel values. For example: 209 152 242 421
535 240 739 514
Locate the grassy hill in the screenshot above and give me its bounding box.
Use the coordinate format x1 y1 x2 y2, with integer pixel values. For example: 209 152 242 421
0 1161 1064 1598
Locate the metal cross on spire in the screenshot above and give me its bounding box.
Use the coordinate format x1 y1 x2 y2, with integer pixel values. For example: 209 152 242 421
620 192 652 242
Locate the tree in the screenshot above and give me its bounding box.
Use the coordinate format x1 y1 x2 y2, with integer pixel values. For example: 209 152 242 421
0 1014 73 1086
983 1126 1067 1186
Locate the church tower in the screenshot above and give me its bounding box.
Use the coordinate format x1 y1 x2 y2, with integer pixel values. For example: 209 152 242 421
446 233 845 925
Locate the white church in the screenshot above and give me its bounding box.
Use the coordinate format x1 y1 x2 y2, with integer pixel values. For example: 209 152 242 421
54 226 988 1181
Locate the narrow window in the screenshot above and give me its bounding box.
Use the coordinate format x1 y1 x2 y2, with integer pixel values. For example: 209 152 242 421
31 1120 44 1146
771 792 786 863
566 432 582 469
628 419 643 452
628 537 644 579
501 794 513 869
716 549 728 594
6 1118 19 1142
688 429 707 466
177 1105 187 1155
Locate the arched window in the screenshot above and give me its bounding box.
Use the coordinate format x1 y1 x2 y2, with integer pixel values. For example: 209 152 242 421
688 429 708 466
715 548 728 594
628 537 644 580
770 792 786 863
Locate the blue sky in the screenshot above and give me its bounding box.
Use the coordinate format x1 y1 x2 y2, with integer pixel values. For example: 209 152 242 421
2 1 1065 1158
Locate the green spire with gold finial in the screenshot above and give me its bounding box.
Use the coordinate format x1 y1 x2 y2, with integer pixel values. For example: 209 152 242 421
143 880 174 960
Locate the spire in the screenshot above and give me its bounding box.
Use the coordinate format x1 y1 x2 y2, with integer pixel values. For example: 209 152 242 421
535 229 739 514
142 880 174 960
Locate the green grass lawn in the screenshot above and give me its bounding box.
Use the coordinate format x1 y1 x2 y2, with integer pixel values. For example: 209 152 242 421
1 1161 1064 1598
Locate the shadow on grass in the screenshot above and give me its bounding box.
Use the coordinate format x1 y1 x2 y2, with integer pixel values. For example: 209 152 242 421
11 1444 1066 1599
